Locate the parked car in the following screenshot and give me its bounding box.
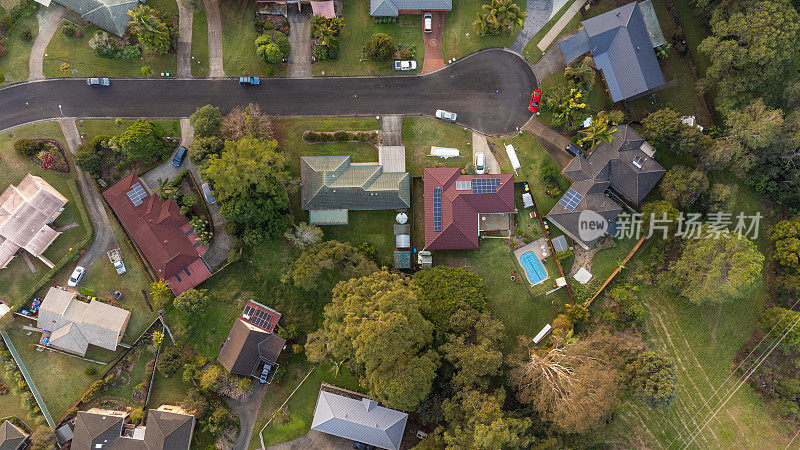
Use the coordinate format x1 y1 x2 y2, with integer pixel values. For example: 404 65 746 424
68 266 86 287
423 12 433 33
393 60 417 71
475 152 485 174
172 146 187 167
435 109 457 122
239 76 260 86
86 77 110 87
528 89 542 113
202 183 216 204
566 143 583 157
353 443 375 450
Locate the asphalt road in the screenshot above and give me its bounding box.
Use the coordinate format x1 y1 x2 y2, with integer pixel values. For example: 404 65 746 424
0 49 537 136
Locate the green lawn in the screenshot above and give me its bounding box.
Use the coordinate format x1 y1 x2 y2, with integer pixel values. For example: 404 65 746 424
670 0 710 77
253 358 362 448
76 119 181 141
191 8 210 77
443 0 527 61
402 116 472 177
0 122 92 307
0 8 37 85
220 0 286 76
313 0 423 76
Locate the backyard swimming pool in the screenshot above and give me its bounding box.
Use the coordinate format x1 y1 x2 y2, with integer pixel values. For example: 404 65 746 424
519 251 548 285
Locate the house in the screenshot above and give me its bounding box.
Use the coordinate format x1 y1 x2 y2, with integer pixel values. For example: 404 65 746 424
300 156 410 226
546 125 665 249
0 420 27 450
32 0 139 36
218 300 286 383
103 174 212 295
37 287 130 357
71 405 195 449
0 174 68 270
311 384 408 450
370 0 451 17
423 168 515 250
556 1 666 102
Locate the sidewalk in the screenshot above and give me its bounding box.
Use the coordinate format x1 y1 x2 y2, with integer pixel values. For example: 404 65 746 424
1 331 55 427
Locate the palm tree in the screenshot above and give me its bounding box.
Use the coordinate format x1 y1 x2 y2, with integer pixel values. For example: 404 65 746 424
477 0 527 35
578 113 616 152
564 56 595 87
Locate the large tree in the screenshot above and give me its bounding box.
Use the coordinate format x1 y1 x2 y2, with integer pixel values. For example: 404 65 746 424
414 266 487 333
698 0 800 111
442 309 504 391
174 288 210 315
189 105 222 138
770 213 800 288
642 108 710 155
128 5 172 55
306 271 439 410
438 389 533 449
202 136 292 241
759 307 800 351
625 351 678 409
109 119 170 164
659 165 710 209
659 232 764 304
220 103 273 141
282 240 377 290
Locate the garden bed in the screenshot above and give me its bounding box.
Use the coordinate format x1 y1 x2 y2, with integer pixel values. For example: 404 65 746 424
301 130 380 145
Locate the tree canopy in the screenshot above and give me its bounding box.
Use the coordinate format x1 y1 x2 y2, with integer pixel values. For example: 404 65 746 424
306 270 439 410
438 389 533 449
109 119 170 164
364 33 395 61
660 233 764 304
128 5 172 55
759 307 800 351
202 136 292 241
414 266 487 333
283 240 377 290
770 213 800 288
659 165 710 209
189 105 222 138
624 351 677 409
442 309 505 391
174 288 210 315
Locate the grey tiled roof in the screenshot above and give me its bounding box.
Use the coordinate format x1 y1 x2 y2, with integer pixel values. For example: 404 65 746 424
311 388 408 450
301 156 411 211
369 0 451 16
0 420 27 450
51 0 139 36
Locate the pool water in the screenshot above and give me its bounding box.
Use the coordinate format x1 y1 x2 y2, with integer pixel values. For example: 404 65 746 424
520 251 548 284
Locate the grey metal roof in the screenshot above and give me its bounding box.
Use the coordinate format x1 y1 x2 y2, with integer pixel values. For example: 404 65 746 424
72 411 125 449
301 156 411 211
144 410 195 450
51 0 139 36
580 2 665 101
557 30 591 65
311 389 408 450
0 420 26 450
369 0 451 16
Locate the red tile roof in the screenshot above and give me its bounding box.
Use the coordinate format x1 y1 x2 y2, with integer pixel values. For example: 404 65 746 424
423 168 515 250
103 173 211 295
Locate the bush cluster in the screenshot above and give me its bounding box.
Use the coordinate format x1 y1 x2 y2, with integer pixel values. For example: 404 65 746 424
14 138 43 156
255 32 290 64
302 130 379 144
373 16 397 24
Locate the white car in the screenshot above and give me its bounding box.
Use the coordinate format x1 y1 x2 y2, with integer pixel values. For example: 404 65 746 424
435 109 457 122
68 266 86 287
475 152 485 174
423 12 432 33
393 60 417 71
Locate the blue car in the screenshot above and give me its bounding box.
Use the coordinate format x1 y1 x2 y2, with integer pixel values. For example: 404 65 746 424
172 146 187 167
239 76 260 86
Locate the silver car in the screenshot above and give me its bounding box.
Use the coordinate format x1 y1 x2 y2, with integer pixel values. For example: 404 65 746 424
393 60 417 71
86 77 110 86
435 109 457 122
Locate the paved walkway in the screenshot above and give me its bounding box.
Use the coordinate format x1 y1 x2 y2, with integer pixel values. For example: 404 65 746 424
522 116 572 168
1 331 55 427
287 7 312 78
59 118 120 278
268 430 353 450
509 0 554 54
472 132 500 174
203 0 225 77
226 384 268 450
177 0 193 78
380 114 402 146
28 4 66 81
537 0 587 51
421 11 446 74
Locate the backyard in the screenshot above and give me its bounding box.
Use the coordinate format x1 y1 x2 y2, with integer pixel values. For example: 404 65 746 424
312 0 423 76
442 0 527 61
0 0 38 85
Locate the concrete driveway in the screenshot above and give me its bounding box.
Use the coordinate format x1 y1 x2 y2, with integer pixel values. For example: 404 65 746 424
472 132 501 174
421 11 446 74
139 146 185 193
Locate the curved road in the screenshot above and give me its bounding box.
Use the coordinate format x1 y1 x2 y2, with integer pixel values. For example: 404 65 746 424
0 49 537 136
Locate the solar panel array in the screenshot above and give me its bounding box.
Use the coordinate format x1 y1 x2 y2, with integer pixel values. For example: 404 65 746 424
433 188 442 232
559 188 583 211
243 304 274 331
471 178 501 194
126 182 147 206
455 180 472 191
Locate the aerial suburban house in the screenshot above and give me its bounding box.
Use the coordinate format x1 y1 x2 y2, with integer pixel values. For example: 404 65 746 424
300 156 410 226
103 174 212 295
556 1 666 102
311 384 408 450
37 287 130 357
71 405 195 449
423 167 515 250
546 125 665 249
0 174 68 270
218 300 286 383
0 420 28 450
32 0 138 36
370 0 451 16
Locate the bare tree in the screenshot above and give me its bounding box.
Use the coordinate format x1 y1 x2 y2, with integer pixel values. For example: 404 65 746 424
220 103 274 141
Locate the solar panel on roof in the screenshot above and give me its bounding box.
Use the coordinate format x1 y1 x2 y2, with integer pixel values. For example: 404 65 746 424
471 178 501 194
126 182 147 206
243 304 273 331
433 188 442 232
455 180 472 191
558 188 584 212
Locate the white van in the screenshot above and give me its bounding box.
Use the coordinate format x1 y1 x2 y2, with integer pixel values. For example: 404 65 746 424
475 152 485 174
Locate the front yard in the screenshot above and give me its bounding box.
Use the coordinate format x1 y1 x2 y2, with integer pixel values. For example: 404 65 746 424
443 0 527 61
0 0 37 85
402 116 472 177
220 0 287 76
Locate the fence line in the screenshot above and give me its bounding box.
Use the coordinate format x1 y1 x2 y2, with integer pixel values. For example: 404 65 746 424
584 235 647 308
258 366 318 450
528 192 575 305
1 331 55 427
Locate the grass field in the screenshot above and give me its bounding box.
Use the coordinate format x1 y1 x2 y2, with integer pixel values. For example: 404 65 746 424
191 8 210 77
0 122 91 307
313 0 424 76
402 116 472 177
442 0 527 61
0 7 37 85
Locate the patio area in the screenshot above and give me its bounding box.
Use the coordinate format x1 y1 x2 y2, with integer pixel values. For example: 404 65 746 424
513 237 551 286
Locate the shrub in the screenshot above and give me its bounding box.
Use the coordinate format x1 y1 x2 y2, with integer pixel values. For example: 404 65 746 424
120 45 141 59
0 42 6 58
84 366 97 376
78 287 96 297
189 136 224 164
18 28 32 41
140 65 152 76
0 72 5 83
61 24 76 37
129 407 145 423
264 65 275 77
327 38 339 59
75 143 103 176
156 346 183 376
14 138 41 157
274 31 290 58
364 33 395 61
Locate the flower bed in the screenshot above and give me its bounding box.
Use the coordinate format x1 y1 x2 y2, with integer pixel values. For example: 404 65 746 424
302 130 380 145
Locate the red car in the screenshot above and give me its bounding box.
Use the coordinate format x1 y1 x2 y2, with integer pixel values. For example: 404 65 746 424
528 90 542 113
